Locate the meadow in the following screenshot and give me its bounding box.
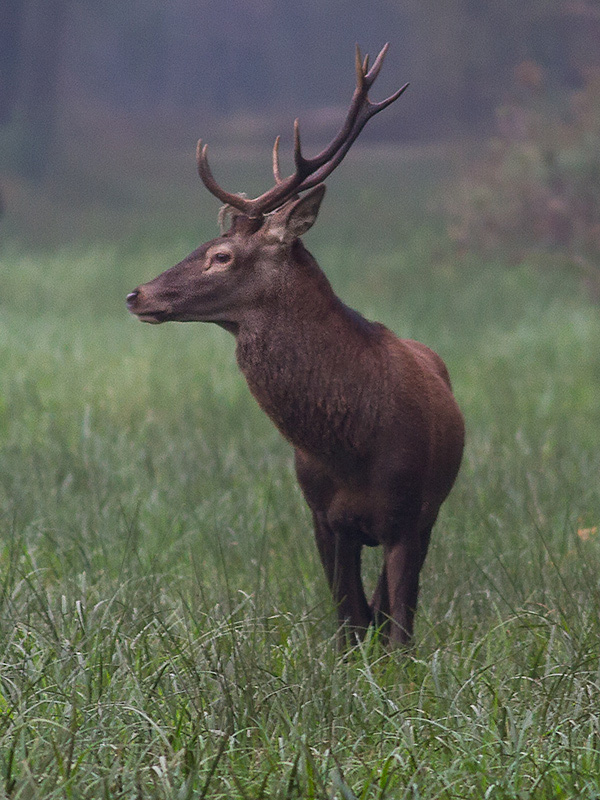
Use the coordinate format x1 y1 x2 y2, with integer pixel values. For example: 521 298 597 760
1 143 600 798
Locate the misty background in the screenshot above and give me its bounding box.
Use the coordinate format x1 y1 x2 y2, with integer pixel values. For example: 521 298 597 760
1 1 599 251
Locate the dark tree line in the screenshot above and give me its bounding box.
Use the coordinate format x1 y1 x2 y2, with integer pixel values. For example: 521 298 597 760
1 0 68 179
1 0 598 181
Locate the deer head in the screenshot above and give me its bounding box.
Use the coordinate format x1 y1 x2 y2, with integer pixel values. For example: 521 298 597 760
126 185 327 328
126 44 408 329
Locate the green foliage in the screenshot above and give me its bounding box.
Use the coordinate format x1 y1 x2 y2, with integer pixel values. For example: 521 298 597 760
446 67 600 299
1 155 599 797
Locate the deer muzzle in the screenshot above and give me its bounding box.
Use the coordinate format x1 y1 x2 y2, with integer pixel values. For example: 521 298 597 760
126 287 170 324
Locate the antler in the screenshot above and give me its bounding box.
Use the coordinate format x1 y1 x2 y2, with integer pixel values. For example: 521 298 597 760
196 43 409 219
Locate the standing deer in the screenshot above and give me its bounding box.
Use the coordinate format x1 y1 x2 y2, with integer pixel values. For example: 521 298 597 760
127 45 464 647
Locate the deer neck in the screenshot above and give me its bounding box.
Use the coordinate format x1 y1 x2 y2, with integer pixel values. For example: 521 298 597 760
234 243 382 462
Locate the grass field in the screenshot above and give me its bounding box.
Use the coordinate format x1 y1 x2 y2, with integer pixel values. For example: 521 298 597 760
1 147 600 798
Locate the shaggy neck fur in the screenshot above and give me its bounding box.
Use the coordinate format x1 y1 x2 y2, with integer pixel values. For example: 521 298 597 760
235 241 386 469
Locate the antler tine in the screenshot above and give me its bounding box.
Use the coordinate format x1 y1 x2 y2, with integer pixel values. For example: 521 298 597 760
371 81 410 113
364 42 389 87
355 44 364 91
292 118 310 174
196 139 253 215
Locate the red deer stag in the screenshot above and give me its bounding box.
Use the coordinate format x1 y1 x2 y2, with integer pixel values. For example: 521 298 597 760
127 44 464 647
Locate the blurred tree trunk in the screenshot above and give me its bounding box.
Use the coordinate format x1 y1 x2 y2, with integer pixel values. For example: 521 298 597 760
17 0 68 180
0 0 25 125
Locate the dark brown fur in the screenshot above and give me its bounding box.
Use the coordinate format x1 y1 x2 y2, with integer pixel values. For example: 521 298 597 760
127 188 464 646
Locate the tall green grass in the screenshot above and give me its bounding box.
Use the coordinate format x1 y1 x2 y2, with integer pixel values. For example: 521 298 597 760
1 152 599 797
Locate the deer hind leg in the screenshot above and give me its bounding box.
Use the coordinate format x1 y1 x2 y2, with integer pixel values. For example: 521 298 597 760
370 567 390 639
312 513 372 644
383 523 433 648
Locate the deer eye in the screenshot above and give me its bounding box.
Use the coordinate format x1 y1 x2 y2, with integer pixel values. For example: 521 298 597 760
212 251 232 264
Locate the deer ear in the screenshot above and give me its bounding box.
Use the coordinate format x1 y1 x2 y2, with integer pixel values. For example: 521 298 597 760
265 184 326 242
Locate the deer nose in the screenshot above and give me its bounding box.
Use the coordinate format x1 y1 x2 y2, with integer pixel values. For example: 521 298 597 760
126 289 139 308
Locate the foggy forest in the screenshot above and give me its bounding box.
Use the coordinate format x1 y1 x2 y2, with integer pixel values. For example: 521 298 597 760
2 1 599 182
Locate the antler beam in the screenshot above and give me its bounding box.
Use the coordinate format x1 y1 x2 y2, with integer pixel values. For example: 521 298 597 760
196 43 408 218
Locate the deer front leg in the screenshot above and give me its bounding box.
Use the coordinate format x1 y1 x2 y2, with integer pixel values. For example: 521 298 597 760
312 513 372 643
